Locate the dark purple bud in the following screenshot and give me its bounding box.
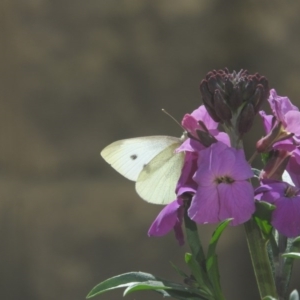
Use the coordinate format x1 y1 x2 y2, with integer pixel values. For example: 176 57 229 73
237 103 255 135
228 85 243 110
198 120 209 132
224 78 233 95
249 85 264 113
258 77 270 106
199 80 213 106
204 104 221 123
214 90 232 122
199 80 221 122
199 69 269 124
242 79 256 101
196 130 217 147
207 76 219 93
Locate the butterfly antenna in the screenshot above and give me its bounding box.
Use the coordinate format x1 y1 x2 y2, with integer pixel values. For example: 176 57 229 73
161 109 185 131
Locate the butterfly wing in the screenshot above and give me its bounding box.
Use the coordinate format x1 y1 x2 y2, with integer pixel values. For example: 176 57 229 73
136 142 184 204
101 136 182 181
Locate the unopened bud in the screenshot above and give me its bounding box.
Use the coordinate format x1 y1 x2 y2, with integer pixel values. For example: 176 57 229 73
228 85 243 111
196 130 217 147
237 103 255 136
199 80 221 122
214 89 232 122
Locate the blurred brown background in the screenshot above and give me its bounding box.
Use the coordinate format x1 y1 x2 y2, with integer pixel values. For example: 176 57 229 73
1 0 300 299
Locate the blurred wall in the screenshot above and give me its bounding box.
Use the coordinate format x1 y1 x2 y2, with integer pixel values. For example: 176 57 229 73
1 1 300 299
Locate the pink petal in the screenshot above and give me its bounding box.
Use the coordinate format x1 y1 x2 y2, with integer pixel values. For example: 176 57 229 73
218 181 255 226
188 186 220 224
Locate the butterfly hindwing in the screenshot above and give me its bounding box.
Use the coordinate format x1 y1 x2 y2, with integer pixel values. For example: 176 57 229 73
136 143 184 204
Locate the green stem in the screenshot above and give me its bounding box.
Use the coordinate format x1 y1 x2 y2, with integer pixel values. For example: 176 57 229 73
184 211 206 269
184 211 225 300
244 218 278 299
276 237 295 299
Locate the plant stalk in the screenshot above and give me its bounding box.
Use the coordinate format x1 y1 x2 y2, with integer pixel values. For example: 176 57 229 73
244 218 278 299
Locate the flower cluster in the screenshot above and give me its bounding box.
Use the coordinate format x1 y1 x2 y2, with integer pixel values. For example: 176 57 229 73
149 69 300 244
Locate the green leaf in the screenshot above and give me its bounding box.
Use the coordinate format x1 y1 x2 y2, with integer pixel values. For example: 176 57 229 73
282 252 300 259
263 296 277 300
183 213 212 293
123 280 171 295
184 212 206 269
166 290 208 300
170 261 189 279
253 201 275 236
123 280 208 299
184 253 206 287
87 271 211 299
207 219 231 262
205 220 230 300
289 290 299 300
184 253 213 297
87 272 159 298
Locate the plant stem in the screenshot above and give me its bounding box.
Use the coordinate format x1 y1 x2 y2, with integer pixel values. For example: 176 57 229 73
244 218 278 299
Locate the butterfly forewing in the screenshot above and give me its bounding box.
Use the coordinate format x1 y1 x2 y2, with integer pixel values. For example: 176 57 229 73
136 143 184 204
101 136 182 181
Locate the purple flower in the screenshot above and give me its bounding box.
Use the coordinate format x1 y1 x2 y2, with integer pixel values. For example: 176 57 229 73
268 89 299 131
177 105 230 153
258 89 300 186
148 198 185 245
258 89 300 152
255 179 300 237
189 142 255 226
148 152 198 245
285 150 300 188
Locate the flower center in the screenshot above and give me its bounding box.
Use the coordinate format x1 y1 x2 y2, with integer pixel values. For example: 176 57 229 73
215 175 235 184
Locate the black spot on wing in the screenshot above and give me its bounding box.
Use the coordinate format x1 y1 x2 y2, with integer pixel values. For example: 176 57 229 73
130 154 137 160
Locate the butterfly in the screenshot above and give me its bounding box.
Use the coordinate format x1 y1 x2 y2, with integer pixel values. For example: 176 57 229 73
101 135 185 204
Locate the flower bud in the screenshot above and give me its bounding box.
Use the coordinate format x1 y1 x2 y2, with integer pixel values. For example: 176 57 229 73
237 103 255 136
214 89 232 122
195 130 217 147
199 69 270 127
199 80 221 122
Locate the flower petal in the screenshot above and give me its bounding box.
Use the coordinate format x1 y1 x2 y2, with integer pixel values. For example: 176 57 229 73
188 186 220 224
218 181 255 225
148 199 182 237
272 196 300 237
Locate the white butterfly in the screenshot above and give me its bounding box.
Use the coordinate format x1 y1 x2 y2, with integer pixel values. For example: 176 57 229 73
101 135 185 204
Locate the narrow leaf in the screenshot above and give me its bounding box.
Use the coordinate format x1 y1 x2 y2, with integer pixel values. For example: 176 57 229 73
123 280 171 295
124 279 211 300
184 212 206 269
205 220 230 300
282 252 300 259
87 272 159 298
170 261 189 279
207 219 231 261
185 253 213 297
